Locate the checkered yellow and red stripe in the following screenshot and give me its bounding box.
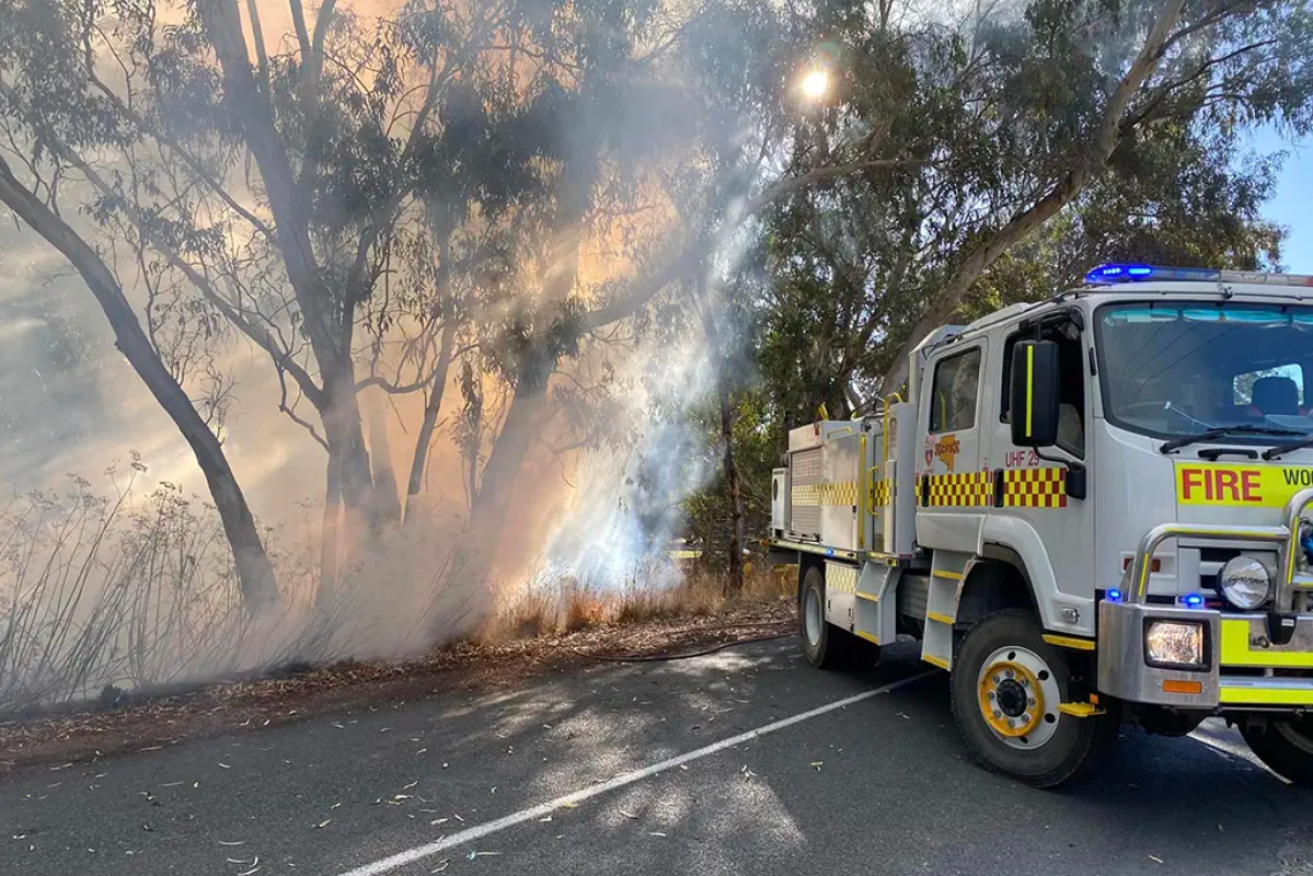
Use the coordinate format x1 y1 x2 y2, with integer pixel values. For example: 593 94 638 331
920 471 992 508
919 467 1068 509
1002 466 1067 508
792 481 859 507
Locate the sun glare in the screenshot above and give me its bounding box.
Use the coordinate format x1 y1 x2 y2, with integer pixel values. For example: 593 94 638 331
801 69 829 100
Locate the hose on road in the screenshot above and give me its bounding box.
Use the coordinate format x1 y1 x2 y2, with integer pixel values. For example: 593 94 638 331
568 627 792 663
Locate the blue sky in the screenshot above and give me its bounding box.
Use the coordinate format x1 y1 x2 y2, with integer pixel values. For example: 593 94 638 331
1250 125 1313 273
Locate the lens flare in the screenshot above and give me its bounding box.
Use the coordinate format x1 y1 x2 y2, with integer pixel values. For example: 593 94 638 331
801 69 829 100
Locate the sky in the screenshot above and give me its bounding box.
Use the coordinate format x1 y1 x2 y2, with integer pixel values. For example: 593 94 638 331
1250 124 1313 274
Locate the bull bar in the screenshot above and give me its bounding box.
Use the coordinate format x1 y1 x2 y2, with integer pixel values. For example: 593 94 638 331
1097 487 1313 709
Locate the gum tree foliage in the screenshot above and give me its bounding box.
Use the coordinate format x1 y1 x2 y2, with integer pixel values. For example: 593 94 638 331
734 0 1311 431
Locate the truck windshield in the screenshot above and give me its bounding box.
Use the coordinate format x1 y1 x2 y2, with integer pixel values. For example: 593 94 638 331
1096 302 1313 441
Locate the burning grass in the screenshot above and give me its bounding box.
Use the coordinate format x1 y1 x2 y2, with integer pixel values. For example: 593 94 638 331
480 563 794 643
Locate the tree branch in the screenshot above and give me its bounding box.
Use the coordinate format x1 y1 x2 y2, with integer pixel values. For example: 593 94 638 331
876 0 1188 395
38 122 328 411
356 374 434 395
288 0 312 59
1121 38 1279 131
306 0 339 93
276 364 330 451
244 0 271 88
583 155 928 330
85 73 275 241
198 0 335 362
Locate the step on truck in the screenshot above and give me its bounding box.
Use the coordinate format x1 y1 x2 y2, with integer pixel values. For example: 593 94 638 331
767 264 1313 787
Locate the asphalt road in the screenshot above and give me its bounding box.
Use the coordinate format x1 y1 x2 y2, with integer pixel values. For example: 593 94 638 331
4 638 1313 876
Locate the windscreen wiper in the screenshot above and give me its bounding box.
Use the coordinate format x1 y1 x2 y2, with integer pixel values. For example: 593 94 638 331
1263 435 1313 461
1159 425 1303 454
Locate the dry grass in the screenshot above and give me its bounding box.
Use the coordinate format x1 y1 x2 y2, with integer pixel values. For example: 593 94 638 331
0 467 333 714
480 562 795 643
0 464 464 716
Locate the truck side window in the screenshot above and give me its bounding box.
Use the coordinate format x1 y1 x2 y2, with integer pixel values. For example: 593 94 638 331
929 348 981 433
1000 324 1085 457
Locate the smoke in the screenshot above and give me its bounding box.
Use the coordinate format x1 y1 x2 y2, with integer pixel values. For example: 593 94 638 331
537 313 716 590
0 0 769 710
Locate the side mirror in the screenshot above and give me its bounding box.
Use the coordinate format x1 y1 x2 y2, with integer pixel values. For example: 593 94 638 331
1009 340 1061 448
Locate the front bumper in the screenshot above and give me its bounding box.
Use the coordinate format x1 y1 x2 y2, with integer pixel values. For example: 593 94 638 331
1098 487 1313 710
1098 603 1313 708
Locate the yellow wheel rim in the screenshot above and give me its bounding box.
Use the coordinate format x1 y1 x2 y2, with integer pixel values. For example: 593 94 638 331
978 660 1045 739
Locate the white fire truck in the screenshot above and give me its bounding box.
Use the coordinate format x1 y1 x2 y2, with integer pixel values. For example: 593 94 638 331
768 264 1313 787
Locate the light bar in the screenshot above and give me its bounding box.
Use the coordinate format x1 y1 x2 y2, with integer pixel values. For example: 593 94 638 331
1085 263 1313 287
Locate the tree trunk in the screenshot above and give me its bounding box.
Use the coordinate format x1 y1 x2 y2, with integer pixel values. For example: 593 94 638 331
318 453 341 606
363 389 402 524
200 0 379 537
0 157 279 613
720 385 745 597
321 361 379 531
459 147 595 577
405 241 457 524
405 317 457 524
692 276 744 597
467 364 550 552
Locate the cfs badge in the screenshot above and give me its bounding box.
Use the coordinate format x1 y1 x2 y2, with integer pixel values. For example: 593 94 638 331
934 434 961 472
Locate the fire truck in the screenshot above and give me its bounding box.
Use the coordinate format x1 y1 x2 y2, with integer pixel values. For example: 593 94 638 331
767 264 1313 787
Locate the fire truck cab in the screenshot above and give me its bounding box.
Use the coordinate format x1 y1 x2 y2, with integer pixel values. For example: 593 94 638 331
768 264 1313 786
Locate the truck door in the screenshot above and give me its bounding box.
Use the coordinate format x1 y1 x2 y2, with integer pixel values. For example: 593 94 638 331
917 342 989 554
990 317 1095 607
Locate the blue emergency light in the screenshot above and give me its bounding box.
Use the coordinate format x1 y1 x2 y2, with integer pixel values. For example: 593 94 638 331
1085 264 1224 285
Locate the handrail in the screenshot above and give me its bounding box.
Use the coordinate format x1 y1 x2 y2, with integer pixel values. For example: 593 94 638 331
858 434 867 549
1124 487 1313 608
882 393 903 463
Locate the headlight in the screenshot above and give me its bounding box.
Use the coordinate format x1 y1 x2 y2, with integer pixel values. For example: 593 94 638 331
1218 555 1272 611
1146 620 1204 668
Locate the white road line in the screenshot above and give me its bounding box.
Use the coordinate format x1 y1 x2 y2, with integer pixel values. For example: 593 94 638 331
334 669 936 876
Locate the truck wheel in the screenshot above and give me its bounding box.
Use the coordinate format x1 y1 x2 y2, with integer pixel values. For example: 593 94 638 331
799 565 870 669
951 609 1111 788
1241 719 1313 787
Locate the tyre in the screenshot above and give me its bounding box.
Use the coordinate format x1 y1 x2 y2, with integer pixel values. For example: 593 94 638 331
951 609 1115 788
1241 719 1313 787
798 564 873 669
